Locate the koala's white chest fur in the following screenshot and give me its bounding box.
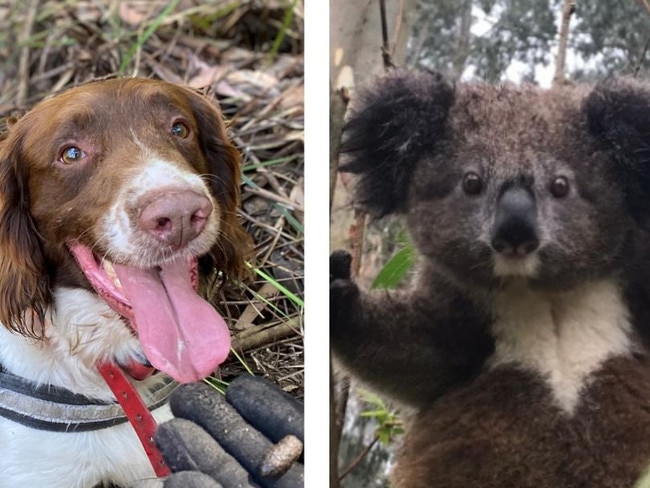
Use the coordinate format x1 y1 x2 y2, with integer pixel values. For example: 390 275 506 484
489 280 632 414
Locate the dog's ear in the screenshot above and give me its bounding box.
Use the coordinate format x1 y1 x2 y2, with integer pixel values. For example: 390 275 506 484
341 70 455 217
185 90 252 282
0 129 50 336
585 77 650 221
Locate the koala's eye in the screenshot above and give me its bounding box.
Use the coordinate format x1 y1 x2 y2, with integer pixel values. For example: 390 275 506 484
462 172 483 195
550 176 570 198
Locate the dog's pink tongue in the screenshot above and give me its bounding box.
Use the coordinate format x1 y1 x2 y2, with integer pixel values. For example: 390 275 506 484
113 259 231 383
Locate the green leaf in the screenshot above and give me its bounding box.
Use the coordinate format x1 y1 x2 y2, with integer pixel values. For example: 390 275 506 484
634 463 650 488
371 244 416 290
356 387 403 445
356 388 386 407
360 410 387 418
377 429 391 445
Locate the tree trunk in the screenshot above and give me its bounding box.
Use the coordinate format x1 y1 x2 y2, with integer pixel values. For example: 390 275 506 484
331 0 416 89
330 1 416 486
330 0 416 252
451 0 473 79
553 0 576 86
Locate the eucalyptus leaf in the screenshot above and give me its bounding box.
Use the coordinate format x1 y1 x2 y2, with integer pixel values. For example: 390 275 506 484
371 245 416 290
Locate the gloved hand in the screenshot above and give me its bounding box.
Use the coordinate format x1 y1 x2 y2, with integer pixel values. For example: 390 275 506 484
156 375 304 488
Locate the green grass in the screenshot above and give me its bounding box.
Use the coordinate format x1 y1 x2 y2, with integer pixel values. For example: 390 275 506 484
119 0 182 74
265 0 299 66
241 173 304 234
251 263 304 310
241 155 301 172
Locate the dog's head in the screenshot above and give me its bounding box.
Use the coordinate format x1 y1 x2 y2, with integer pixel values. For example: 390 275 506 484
0 78 252 381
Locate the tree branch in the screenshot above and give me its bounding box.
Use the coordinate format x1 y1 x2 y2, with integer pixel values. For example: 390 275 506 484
339 435 380 481
553 0 576 86
638 0 650 16
329 85 350 488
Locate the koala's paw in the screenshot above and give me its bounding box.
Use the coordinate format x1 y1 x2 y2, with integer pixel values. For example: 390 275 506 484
330 251 359 330
330 249 352 281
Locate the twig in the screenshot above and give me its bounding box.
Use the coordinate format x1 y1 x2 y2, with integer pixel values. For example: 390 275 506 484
330 369 350 488
634 34 650 77
329 84 350 488
339 434 380 480
329 87 350 212
231 319 301 351
258 215 288 267
553 0 576 86
638 0 650 15
349 210 367 277
17 0 40 106
633 0 650 76
243 186 303 212
379 0 396 70
234 281 280 330
236 135 291 199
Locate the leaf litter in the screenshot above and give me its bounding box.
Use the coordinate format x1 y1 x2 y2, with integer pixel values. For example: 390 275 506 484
0 0 304 398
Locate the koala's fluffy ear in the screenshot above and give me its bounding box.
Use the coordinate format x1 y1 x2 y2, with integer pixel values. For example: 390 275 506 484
341 70 455 216
585 78 650 218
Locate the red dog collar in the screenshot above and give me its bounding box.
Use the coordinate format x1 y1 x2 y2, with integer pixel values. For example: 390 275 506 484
98 362 172 478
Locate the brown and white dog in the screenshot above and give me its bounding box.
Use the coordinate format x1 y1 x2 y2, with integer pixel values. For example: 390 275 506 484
0 78 250 487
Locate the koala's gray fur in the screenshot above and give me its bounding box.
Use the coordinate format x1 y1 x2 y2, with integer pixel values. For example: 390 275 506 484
331 71 650 487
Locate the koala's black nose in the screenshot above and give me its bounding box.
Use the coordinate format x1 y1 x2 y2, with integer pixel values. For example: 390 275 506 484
491 186 539 256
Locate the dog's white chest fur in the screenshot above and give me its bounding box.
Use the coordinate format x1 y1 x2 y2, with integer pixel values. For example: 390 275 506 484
489 280 632 413
0 405 171 488
0 288 172 487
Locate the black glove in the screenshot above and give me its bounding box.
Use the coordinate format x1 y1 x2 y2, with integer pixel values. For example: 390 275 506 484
156 375 304 488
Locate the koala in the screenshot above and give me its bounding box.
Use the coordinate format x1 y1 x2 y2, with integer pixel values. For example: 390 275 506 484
331 70 650 488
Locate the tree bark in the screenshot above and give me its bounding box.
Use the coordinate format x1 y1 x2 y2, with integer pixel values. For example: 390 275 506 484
553 0 576 86
452 0 473 79
330 1 416 485
330 0 416 252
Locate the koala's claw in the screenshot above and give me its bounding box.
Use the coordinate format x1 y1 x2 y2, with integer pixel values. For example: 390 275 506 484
330 250 352 281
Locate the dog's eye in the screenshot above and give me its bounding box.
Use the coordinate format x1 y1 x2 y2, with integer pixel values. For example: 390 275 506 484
171 122 190 138
59 146 86 165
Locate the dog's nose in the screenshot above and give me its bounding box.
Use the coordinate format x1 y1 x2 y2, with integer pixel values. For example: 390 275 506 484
491 186 539 256
138 191 212 249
